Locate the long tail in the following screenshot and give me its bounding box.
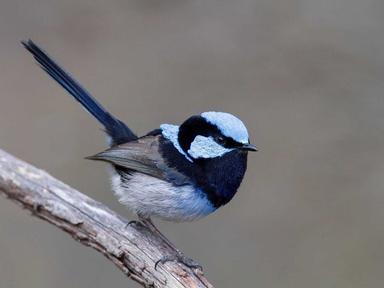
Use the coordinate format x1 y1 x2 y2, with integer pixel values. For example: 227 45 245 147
22 39 137 145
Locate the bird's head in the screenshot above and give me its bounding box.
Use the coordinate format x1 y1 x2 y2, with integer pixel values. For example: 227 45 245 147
175 111 257 161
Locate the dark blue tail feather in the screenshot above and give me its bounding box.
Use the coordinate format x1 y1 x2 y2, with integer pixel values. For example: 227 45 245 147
22 39 137 145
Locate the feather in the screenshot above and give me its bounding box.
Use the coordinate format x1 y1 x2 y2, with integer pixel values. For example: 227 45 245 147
22 39 137 145
87 135 190 185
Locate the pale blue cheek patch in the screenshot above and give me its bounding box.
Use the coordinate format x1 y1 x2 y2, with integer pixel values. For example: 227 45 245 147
188 135 233 159
160 124 193 162
161 124 233 161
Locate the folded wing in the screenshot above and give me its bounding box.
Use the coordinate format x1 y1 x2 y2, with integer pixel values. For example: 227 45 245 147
87 135 190 185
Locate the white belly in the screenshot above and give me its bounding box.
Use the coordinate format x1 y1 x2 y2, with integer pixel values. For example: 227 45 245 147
110 171 215 222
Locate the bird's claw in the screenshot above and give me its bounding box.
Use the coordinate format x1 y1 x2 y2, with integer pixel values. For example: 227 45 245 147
125 219 142 229
155 252 202 271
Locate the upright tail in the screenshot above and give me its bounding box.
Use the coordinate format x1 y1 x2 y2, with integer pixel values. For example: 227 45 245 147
22 39 137 146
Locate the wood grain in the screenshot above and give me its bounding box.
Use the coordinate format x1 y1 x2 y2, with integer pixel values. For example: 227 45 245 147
0 149 214 288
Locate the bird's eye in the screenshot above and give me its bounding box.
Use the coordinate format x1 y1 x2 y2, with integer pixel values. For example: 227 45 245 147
217 136 225 144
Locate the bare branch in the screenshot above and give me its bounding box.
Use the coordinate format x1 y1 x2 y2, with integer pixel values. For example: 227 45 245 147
0 149 214 288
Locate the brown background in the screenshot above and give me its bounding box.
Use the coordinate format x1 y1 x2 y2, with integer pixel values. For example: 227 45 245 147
1 0 384 287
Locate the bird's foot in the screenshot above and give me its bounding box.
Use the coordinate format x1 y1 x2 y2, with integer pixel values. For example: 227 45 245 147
134 215 202 271
155 251 202 271
125 219 142 229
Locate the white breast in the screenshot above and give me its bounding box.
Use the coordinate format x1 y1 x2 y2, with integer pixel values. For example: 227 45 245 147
110 170 215 222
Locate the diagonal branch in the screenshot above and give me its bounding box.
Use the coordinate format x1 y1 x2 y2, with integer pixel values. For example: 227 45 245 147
0 148 214 288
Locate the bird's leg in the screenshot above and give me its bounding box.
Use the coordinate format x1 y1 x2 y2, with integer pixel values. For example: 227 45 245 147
137 214 202 271
138 214 178 251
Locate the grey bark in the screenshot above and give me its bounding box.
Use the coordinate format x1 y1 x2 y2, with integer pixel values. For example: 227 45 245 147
0 149 214 288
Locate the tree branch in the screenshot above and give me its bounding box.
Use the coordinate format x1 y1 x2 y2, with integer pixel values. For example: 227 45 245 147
0 148 214 288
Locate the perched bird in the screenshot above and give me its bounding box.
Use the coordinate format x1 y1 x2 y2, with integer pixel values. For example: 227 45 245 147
22 39 257 267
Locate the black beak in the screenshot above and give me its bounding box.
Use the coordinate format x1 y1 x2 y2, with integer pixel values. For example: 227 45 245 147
240 143 258 152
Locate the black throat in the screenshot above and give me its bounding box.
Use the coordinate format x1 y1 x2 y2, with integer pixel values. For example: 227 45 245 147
159 137 248 208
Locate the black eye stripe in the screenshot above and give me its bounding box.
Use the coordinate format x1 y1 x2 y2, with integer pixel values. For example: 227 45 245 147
178 115 244 153
178 116 221 152
220 136 241 148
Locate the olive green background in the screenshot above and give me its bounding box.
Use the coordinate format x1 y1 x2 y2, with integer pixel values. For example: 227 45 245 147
1 0 384 287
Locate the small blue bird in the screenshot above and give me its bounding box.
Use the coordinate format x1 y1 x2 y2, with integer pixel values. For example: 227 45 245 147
23 40 257 268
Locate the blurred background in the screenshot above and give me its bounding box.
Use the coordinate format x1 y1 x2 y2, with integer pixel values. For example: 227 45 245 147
1 0 384 287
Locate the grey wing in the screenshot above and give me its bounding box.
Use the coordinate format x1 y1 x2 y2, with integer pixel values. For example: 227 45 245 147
87 135 190 184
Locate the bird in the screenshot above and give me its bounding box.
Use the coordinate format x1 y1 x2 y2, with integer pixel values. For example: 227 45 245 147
22 39 257 268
